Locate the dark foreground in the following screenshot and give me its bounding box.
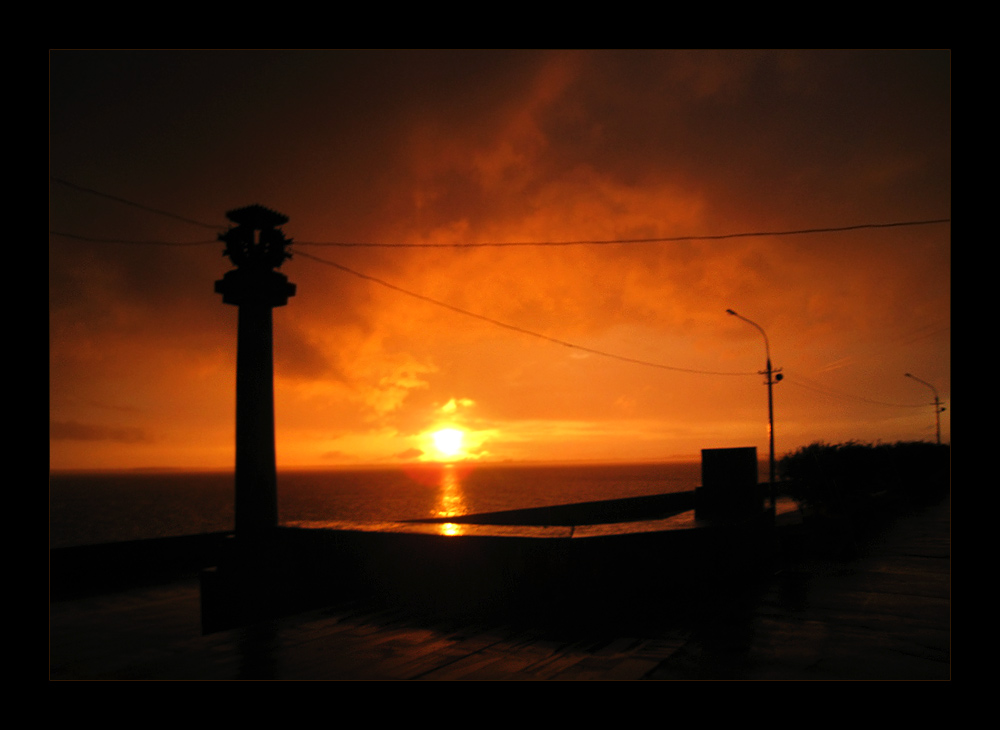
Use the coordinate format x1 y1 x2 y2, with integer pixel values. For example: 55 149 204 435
50 495 949 680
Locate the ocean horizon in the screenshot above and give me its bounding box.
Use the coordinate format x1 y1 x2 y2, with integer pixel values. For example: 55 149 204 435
49 461 712 549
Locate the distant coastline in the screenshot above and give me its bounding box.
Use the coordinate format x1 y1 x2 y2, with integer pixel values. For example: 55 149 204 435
49 456 708 476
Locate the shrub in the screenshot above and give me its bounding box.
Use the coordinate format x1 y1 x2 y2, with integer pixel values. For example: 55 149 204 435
779 440 950 516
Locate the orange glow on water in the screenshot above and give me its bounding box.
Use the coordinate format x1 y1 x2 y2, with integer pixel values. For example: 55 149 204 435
433 463 467 519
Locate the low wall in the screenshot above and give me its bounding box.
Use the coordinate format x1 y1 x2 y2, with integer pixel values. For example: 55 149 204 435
49 491 777 633
50 531 233 600
201 512 775 632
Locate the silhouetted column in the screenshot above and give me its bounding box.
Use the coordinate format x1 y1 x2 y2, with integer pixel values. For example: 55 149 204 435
215 206 295 538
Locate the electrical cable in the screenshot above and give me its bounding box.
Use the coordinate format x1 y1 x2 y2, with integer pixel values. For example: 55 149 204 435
293 219 951 248
293 248 759 376
49 176 224 230
783 372 932 408
51 176 948 249
49 231 218 246
49 176 949 401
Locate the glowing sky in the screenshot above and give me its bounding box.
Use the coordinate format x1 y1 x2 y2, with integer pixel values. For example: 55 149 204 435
49 50 951 471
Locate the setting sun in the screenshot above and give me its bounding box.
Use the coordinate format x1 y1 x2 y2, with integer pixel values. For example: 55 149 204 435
431 428 465 459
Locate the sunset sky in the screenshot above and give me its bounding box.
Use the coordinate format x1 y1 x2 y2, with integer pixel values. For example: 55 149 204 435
49 50 951 471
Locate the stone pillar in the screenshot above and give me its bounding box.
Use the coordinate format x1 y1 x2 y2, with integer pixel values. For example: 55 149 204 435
695 446 762 520
214 206 295 538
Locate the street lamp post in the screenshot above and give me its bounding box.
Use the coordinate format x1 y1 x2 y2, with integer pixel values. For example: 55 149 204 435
905 373 945 445
727 309 782 513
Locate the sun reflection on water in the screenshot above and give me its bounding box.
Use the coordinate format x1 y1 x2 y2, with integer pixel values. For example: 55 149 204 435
437 522 465 536
433 464 468 535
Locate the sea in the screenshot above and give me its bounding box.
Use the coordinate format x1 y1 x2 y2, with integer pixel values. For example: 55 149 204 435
49 461 702 549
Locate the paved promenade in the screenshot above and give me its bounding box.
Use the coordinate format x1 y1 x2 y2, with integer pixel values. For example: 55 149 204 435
50 496 949 680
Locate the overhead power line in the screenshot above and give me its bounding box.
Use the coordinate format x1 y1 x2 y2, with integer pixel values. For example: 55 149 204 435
783 372 930 408
51 176 948 248
49 176 224 230
49 231 218 247
295 219 951 248
293 249 758 377
50 217 953 250
49 178 946 401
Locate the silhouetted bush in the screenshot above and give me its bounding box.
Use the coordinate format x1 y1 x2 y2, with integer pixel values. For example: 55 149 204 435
776 441 949 559
779 440 950 517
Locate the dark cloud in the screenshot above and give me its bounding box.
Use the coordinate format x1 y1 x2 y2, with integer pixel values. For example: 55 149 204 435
51 420 153 444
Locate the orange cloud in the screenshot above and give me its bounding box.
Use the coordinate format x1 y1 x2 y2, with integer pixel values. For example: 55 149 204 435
49 51 950 470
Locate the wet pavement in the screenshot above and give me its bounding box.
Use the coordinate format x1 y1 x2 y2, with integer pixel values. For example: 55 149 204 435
50 496 949 680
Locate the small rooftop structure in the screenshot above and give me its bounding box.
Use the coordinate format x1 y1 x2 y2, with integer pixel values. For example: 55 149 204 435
225 204 289 229
219 205 292 270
